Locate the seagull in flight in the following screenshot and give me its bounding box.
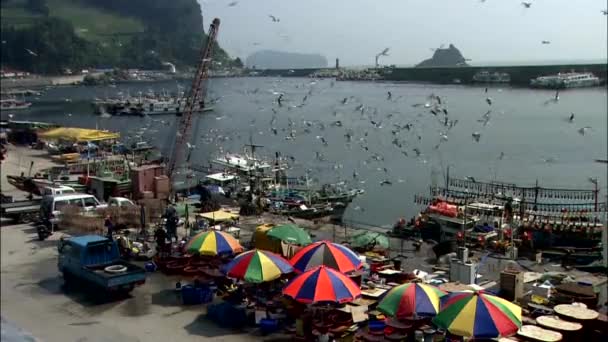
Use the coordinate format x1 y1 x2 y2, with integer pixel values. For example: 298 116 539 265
541 40 551 45
602 9 607 15
25 48 38 56
227 1 238 7
269 15 280 22
521 2 532 8
578 127 592 136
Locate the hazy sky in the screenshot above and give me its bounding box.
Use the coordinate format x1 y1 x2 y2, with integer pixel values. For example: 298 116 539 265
199 0 608 66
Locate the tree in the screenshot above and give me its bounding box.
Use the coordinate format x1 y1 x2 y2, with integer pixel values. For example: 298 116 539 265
233 57 244 68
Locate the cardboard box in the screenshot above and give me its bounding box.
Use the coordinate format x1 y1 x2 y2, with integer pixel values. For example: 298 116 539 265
154 175 170 194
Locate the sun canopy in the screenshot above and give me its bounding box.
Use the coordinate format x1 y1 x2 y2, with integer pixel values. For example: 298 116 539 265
39 127 120 142
197 210 239 223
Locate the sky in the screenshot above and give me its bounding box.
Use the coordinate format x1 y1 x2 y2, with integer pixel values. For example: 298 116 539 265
199 0 608 67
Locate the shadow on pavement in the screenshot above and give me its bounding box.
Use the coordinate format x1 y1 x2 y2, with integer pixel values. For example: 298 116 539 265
36 275 127 311
183 313 246 338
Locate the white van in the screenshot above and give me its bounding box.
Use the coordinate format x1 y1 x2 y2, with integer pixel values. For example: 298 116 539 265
40 194 108 227
41 185 76 196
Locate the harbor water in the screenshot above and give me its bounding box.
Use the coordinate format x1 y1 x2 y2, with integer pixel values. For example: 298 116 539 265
1 78 606 227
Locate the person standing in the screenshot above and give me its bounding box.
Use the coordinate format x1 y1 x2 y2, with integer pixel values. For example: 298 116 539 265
104 215 114 240
154 225 168 257
164 204 178 242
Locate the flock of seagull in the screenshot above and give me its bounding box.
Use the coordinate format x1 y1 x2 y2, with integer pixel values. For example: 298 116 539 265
115 73 599 196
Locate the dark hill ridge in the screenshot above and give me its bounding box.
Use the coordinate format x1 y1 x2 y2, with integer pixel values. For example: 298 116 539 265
416 44 469 68
246 50 328 69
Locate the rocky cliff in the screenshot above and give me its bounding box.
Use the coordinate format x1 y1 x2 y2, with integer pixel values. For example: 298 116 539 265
416 44 468 68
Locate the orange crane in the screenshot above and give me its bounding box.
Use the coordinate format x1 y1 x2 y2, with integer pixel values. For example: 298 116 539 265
167 18 220 185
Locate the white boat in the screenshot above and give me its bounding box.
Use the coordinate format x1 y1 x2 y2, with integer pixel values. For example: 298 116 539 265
472 71 511 83
0 99 32 111
530 72 600 89
212 153 271 173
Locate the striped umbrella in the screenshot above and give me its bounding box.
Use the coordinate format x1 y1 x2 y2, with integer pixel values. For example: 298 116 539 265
433 291 522 338
378 283 446 319
282 266 361 304
222 249 293 283
185 230 243 256
290 240 362 273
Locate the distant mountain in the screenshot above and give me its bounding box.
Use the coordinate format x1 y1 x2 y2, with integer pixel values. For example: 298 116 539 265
416 44 468 68
246 50 328 69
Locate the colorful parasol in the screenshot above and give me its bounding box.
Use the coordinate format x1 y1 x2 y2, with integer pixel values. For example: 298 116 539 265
185 230 243 256
290 240 362 273
377 283 446 319
282 265 361 304
221 249 293 283
266 224 312 245
433 291 522 338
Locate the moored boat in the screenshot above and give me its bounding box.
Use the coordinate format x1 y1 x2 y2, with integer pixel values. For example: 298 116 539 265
0 99 32 111
530 72 600 89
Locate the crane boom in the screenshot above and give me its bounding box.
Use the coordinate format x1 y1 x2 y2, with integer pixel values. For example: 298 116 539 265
167 18 220 181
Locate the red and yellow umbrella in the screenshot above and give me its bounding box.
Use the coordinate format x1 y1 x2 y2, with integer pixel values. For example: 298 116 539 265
185 231 243 256
282 266 361 304
221 249 293 283
433 291 522 338
290 240 362 273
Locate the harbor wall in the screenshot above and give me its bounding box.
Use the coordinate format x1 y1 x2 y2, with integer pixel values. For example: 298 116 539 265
1 73 102 89
254 63 608 86
383 63 608 85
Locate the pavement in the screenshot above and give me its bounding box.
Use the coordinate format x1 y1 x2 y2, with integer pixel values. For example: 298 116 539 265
0 222 266 342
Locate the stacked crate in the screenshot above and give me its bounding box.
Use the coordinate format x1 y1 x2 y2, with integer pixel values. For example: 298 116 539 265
500 269 524 302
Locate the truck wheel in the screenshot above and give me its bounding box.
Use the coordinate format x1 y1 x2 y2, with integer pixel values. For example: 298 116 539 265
63 271 75 290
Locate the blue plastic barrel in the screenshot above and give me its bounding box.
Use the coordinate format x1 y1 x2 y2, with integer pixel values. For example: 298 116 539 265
182 285 201 305
144 262 157 272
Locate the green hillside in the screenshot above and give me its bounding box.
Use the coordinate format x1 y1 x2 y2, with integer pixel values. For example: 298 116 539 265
47 0 144 42
0 0 237 73
1 0 144 41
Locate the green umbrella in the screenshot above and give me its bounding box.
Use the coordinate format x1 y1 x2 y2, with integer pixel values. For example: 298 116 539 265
350 231 390 249
267 224 312 246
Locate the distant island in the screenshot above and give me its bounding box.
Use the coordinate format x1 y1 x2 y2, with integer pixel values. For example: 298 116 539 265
246 50 328 69
416 44 469 68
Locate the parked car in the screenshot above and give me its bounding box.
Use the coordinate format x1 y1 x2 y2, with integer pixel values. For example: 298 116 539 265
40 194 108 229
108 197 136 207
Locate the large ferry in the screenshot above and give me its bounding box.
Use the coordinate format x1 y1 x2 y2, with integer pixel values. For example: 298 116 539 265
0 99 32 111
530 72 600 89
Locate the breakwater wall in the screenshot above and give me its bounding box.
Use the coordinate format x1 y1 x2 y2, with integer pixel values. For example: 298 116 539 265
383 63 607 85
253 63 608 86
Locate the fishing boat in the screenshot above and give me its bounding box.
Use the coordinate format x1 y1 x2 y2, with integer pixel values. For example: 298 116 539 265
212 153 272 174
0 99 32 111
406 176 604 258
272 202 347 221
267 184 364 205
6 174 86 195
93 90 214 116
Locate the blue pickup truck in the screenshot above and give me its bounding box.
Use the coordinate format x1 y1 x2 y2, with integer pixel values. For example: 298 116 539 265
58 235 146 293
